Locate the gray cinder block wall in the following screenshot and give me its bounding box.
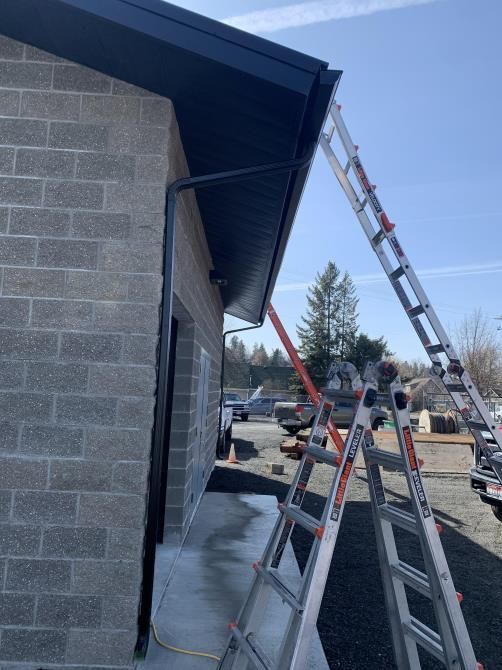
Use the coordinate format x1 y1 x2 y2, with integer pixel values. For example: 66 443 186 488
0 34 223 668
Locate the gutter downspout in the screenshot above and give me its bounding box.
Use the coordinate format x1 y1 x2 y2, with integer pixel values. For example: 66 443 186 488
217 322 264 458
136 142 316 655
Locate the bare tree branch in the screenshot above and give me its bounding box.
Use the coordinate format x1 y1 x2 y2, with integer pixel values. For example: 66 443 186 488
454 309 502 393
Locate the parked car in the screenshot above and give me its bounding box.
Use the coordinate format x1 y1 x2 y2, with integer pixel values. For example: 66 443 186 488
470 426 502 523
274 395 388 435
248 396 289 416
223 392 249 421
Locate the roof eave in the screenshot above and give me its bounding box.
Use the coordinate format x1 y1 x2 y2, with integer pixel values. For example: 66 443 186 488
231 69 342 324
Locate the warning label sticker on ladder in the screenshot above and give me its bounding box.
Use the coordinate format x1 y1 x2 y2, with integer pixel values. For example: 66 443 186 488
403 426 431 518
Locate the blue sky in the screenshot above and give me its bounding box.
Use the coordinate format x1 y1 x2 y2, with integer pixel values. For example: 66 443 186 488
172 0 502 362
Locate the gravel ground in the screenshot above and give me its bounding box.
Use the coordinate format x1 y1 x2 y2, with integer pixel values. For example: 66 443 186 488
207 417 502 669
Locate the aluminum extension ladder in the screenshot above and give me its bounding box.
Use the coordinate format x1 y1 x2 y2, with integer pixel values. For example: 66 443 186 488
218 362 481 670
319 102 502 485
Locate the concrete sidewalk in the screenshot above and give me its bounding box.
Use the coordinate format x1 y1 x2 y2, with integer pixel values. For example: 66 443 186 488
141 492 329 669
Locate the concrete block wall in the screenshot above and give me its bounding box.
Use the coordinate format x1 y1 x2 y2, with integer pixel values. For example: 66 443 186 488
164 143 225 542
0 35 223 668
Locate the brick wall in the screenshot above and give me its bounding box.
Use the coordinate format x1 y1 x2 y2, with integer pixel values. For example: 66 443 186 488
0 34 223 668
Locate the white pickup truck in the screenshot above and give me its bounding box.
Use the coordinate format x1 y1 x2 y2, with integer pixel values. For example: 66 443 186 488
218 404 233 445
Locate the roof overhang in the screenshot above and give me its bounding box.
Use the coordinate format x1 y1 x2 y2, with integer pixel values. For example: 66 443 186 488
0 0 341 323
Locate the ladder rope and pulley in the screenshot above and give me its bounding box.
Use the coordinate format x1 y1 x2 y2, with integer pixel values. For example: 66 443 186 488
218 362 482 670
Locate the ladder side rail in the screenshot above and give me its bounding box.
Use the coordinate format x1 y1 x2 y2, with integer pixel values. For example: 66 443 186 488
217 456 310 670
319 134 502 470
389 382 478 669
276 383 377 670
220 398 337 670
327 105 502 457
319 135 449 375
260 398 335 570
319 133 460 378
270 397 338 568
362 429 420 670
267 303 344 453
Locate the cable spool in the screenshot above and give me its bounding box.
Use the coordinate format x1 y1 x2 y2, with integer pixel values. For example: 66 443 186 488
446 410 458 434
419 409 458 434
419 409 432 433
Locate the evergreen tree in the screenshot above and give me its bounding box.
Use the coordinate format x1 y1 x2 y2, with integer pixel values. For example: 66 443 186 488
224 336 249 387
336 271 358 359
227 335 247 363
250 342 269 366
296 261 342 387
346 333 392 375
270 347 289 366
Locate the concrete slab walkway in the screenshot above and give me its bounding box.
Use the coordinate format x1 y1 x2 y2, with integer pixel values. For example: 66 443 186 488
141 492 329 669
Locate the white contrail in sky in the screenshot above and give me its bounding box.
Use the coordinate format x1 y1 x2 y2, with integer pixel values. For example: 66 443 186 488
274 262 502 292
223 0 438 34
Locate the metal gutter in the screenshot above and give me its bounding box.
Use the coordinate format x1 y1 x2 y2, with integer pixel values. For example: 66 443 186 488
137 142 317 654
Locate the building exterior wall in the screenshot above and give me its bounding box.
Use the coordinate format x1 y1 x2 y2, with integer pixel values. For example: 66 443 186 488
0 35 223 668
165 184 225 540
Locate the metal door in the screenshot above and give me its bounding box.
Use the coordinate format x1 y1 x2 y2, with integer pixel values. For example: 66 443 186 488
193 349 210 511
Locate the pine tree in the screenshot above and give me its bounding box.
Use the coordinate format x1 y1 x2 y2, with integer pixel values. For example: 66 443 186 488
270 348 289 366
250 342 269 366
336 270 358 359
296 261 342 387
227 335 247 363
346 333 392 375
224 336 249 387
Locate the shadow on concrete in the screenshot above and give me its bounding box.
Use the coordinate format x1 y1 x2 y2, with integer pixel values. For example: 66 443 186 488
208 466 501 670
218 435 259 462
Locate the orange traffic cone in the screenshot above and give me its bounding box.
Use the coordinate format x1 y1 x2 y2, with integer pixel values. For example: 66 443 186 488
226 443 239 464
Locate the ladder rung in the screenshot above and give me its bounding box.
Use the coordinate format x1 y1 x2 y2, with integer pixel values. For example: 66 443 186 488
391 560 431 599
255 565 303 612
407 305 425 318
389 266 405 281
303 444 341 466
366 447 404 471
445 383 465 393
379 504 418 534
355 199 367 213
229 626 272 670
372 229 385 247
425 344 444 355
403 617 445 663
343 159 351 174
467 420 488 431
279 505 322 537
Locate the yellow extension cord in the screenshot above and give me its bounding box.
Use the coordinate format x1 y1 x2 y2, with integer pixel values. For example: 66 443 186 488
150 620 221 663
